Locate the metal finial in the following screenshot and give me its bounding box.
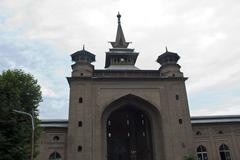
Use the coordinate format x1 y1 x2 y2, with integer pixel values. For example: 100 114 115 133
83 44 85 50
165 46 168 52
117 12 121 24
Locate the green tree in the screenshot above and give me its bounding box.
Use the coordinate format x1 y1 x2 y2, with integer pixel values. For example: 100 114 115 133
0 69 42 160
184 154 196 160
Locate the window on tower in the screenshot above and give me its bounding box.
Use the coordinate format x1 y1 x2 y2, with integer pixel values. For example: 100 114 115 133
78 145 82 152
79 97 83 103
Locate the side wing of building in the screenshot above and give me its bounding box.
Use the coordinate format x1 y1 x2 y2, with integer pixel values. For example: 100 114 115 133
37 120 68 160
192 116 240 160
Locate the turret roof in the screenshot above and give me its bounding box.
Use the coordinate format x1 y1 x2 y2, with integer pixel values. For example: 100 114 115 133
71 46 95 63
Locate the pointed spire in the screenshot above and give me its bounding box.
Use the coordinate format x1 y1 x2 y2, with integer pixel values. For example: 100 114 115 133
110 12 130 48
165 46 168 52
83 44 85 50
117 12 121 24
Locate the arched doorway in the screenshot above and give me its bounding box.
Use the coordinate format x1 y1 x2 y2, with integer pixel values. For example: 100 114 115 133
106 106 153 160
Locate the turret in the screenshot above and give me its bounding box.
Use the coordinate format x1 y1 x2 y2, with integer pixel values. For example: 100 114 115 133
71 46 95 77
157 47 183 77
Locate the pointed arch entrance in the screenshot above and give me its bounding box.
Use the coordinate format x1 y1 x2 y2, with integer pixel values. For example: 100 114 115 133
102 94 162 160
107 107 152 160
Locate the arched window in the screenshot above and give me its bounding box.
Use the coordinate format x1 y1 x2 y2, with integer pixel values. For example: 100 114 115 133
219 144 231 160
53 136 59 141
196 145 208 160
49 152 61 160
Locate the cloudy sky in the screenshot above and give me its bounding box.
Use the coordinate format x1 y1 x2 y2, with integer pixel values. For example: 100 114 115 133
0 0 240 119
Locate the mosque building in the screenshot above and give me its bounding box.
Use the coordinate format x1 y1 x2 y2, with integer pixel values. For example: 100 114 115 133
37 13 240 160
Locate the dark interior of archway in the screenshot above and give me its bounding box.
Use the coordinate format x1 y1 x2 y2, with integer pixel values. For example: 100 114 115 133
107 106 153 160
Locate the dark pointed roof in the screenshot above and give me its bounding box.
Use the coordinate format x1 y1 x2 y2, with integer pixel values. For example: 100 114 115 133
110 12 130 48
157 48 180 66
71 46 95 63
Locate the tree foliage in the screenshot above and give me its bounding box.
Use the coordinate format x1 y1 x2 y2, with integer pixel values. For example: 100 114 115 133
184 154 196 160
0 69 42 160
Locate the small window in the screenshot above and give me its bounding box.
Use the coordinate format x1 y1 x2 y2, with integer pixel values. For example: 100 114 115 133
78 121 82 127
218 130 223 134
79 97 83 103
80 73 84 76
176 94 179 100
178 118 182 124
53 136 60 141
179 119 182 124
78 145 82 152
196 131 202 136
196 145 208 160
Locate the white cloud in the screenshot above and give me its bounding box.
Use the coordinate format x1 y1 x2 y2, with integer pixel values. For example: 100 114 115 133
41 86 58 98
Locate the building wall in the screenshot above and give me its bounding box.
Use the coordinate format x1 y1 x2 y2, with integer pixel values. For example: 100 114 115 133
193 123 240 160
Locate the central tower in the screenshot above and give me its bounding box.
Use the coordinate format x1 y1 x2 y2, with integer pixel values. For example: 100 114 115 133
105 13 139 70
